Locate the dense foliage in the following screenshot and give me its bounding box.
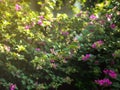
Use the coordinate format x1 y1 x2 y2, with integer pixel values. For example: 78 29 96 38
0 0 120 90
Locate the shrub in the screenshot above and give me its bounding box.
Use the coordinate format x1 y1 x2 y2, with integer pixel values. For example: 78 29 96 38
0 0 120 90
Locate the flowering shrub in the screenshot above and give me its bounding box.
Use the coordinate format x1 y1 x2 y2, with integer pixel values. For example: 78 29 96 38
0 0 120 90
0 0 81 89
74 0 120 89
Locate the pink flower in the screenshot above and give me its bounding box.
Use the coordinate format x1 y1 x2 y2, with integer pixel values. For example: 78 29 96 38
82 54 91 61
61 31 69 36
39 16 44 20
89 14 97 20
103 69 109 74
15 4 22 11
35 48 40 51
110 24 116 29
103 69 117 79
95 78 112 87
10 84 16 90
97 40 104 45
92 40 104 49
112 53 115 57
92 43 96 48
37 20 42 25
109 70 117 79
50 60 55 63
25 25 30 30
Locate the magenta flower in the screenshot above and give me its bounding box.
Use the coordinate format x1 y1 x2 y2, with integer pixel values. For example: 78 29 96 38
97 40 104 45
103 69 109 74
39 16 44 20
103 69 117 79
10 84 16 90
25 25 30 30
15 4 22 11
35 48 40 51
37 20 42 25
92 40 104 49
92 43 96 48
61 31 69 36
109 70 117 79
112 53 115 57
110 24 116 29
50 60 55 63
89 14 97 20
82 54 91 61
95 78 112 87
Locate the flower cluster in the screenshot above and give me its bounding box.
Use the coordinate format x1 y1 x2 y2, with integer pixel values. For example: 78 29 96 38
37 16 44 25
103 69 117 79
25 25 31 30
10 84 16 90
110 24 116 29
92 40 104 49
95 78 112 87
35 48 40 51
82 54 91 61
89 14 97 20
15 4 22 11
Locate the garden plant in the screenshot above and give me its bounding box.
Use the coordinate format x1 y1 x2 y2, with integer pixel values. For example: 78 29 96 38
0 0 120 90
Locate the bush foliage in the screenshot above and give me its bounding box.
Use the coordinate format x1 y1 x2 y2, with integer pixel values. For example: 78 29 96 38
0 0 120 90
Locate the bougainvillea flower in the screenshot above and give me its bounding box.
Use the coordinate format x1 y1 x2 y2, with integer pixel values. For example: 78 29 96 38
35 48 40 51
82 54 91 61
15 4 22 11
92 43 97 48
103 69 117 79
25 25 30 30
37 20 42 25
109 70 117 79
97 40 104 45
92 40 104 49
95 78 112 87
39 16 44 20
110 24 116 29
10 84 16 90
50 60 55 63
89 14 97 20
61 31 69 36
